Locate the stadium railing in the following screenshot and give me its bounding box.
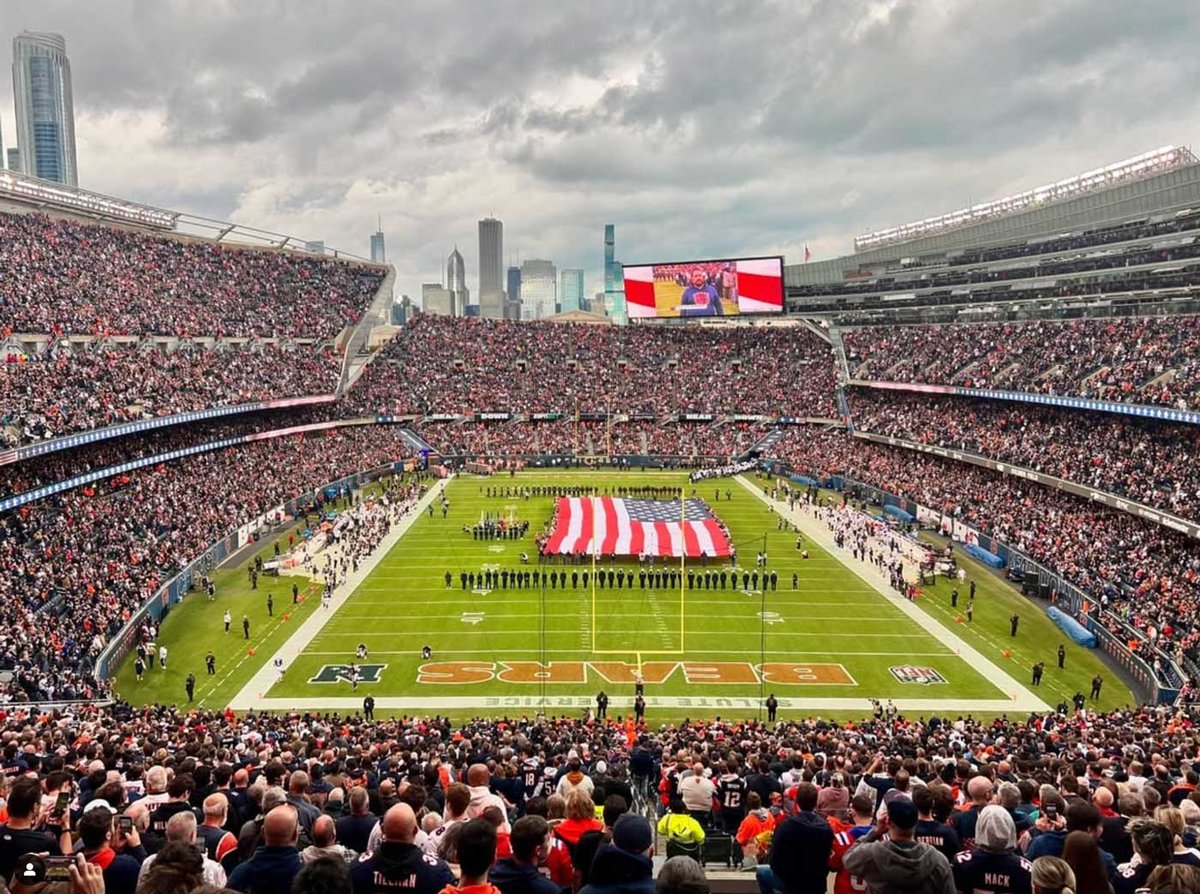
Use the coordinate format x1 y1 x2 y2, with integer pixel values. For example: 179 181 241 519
0 415 381 513
766 462 1178 703
0 395 338 468
851 430 1200 539
92 461 403 682
845 380 1200 428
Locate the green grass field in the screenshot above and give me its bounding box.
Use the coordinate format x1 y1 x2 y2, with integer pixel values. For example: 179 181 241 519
114 470 1135 720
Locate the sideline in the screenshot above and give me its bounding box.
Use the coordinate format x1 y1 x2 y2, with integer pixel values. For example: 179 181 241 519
734 474 1050 713
226 477 450 710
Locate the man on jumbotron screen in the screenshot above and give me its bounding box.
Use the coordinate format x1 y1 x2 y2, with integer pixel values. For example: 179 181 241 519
679 268 723 316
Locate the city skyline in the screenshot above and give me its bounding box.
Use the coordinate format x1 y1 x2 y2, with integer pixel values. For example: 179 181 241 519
0 2 1194 305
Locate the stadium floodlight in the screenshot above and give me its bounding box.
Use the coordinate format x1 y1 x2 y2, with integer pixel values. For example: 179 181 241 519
0 169 178 230
854 146 1198 252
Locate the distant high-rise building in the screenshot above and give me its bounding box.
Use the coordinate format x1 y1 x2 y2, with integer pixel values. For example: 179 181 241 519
505 265 522 319
392 294 414 326
478 217 505 318
446 246 470 317
5 148 17 173
422 283 454 316
603 224 627 324
559 269 584 314
370 226 386 263
12 32 77 185
520 259 557 320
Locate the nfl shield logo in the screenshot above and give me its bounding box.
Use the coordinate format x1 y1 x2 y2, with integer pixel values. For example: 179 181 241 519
889 665 947 685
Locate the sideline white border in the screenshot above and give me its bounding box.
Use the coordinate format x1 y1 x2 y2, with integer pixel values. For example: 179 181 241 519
226 477 451 710
736 474 1048 713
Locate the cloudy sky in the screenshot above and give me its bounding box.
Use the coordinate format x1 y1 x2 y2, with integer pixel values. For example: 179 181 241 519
2 0 1198 304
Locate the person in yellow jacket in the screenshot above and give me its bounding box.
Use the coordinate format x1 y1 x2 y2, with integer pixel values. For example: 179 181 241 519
658 798 707 845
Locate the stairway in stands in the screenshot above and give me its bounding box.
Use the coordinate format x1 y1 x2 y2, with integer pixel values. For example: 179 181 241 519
399 428 437 456
743 427 787 459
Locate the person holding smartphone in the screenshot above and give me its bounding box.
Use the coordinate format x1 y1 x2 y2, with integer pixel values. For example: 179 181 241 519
0 777 72 881
78 806 146 894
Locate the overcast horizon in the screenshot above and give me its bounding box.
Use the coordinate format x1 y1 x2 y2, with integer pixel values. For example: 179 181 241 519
3 0 1198 305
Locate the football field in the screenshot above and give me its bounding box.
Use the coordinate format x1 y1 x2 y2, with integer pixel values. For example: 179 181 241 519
197 469 1128 719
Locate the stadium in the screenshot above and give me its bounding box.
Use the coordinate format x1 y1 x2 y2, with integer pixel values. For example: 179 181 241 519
6 30 1200 894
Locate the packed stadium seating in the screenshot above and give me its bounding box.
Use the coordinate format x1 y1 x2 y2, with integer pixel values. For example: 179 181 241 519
0 701 1197 893
770 426 1200 672
0 212 383 338
348 315 839 417
842 315 1200 408
847 389 1200 520
0 425 408 702
1 341 341 447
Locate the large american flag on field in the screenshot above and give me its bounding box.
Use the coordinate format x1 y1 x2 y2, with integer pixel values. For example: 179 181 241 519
545 497 731 558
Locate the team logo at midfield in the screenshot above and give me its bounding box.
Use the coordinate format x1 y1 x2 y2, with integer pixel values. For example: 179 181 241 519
889 665 947 685
309 664 387 684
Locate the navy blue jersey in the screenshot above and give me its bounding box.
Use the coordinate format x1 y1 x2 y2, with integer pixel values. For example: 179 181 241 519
953 849 1032 894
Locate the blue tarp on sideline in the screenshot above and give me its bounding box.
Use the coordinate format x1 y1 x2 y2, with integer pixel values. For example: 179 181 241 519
789 474 818 487
883 505 914 523
966 543 1004 568
1046 606 1097 648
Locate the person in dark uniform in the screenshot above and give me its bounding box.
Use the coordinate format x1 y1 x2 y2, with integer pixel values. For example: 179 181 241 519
242 615 251 640
292 582 300 604
460 571 468 590
205 652 216 675
634 694 645 722
596 690 608 719
951 589 959 608
1090 674 1103 699
134 656 145 681
1031 662 1044 686
445 571 452 588
185 673 196 702
1072 691 1086 712
422 645 432 660
572 571 579 588
792 572 798 590
770 570 778 590
969 580 976 601
1057 644 1066 669
363 695 375 721
1010 614 1019 637
765 694 778 722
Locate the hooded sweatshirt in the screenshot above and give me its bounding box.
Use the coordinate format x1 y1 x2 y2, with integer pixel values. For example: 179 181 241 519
226 844 302 894
842 838 955 894
579 845 654 894
351 841 456 894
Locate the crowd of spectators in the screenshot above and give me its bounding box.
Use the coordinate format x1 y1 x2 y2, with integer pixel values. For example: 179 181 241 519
347 316 839 418
768 427 1200 675
842 315 1200 409
1 342 340 447
0 211 383 338
414 421 771 462
848 389 1200 520
0 702 1198 893
793 231 1200 300
0 406 343 498
0 425 409 704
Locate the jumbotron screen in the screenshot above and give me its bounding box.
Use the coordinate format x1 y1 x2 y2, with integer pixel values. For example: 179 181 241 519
623 255 784 318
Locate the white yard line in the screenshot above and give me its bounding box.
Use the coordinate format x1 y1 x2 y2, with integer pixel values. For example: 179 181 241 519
735 475 1050 713
226 477 450 710
243 694 1034 713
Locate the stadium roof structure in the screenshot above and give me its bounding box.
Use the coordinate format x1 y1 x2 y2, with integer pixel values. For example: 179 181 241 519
0 168 374 263
854 146 1198 253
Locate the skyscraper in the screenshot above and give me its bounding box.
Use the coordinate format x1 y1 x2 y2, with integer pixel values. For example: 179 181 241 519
12 32 78 185
477 217 504 318
422 283 454 316
559 269 584 314
520 259 557 320
603 224 627 323
370 223 386 263
446 246 469 316
506 265 522 320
